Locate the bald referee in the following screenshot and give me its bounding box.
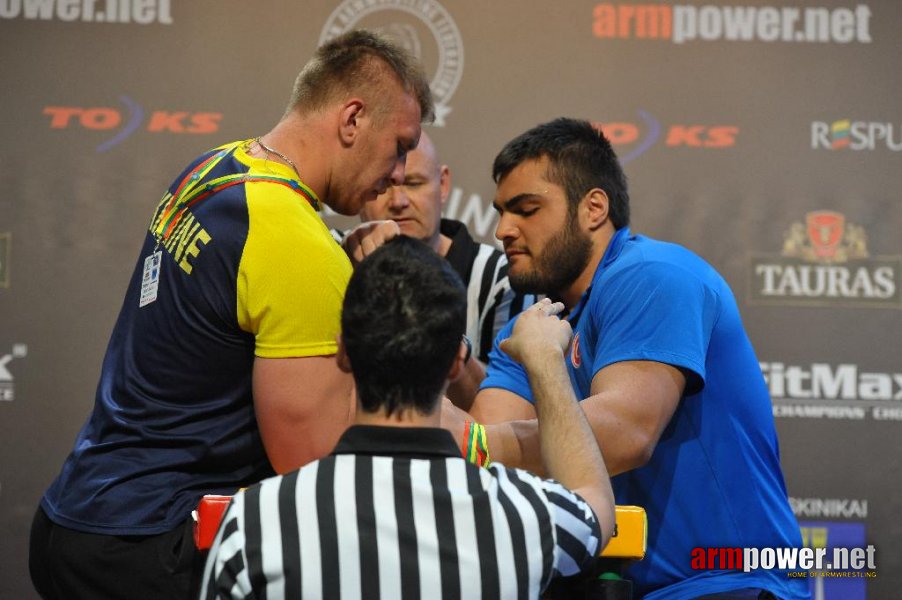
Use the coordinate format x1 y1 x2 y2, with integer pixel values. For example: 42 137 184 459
200 237 615 599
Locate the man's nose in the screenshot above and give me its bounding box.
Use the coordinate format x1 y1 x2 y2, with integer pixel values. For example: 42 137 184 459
388 157 406 186
387 186 410 209
495 213 517 242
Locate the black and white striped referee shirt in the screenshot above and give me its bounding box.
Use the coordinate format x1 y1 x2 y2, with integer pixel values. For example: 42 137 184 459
200 425 601 600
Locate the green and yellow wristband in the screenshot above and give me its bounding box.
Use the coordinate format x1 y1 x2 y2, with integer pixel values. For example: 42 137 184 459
462 420 491 468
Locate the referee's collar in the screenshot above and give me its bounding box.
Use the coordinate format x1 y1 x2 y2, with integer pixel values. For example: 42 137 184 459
332 425 462 460
440 218 477 283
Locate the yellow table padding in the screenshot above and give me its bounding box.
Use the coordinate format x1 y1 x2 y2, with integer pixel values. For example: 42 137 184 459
600 505 647 560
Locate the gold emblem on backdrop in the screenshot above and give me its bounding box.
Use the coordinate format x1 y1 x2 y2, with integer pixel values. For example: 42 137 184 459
749 210 900 308
782 211 868 264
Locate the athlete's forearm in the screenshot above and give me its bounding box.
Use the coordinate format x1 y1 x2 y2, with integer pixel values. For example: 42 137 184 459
526 348 609 495
485 419 542 474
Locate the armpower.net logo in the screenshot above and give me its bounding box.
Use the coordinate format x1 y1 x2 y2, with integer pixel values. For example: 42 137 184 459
694 521 874 599
592 3 872 44
0 0 172 24
690 545 876 577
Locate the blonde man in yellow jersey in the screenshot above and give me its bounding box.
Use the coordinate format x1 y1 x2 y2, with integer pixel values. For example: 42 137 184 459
30 30 433 600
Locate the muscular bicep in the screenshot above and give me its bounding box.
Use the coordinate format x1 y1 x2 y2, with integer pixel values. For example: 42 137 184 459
469 387 536 423
582 360 685 475
253 355 355 474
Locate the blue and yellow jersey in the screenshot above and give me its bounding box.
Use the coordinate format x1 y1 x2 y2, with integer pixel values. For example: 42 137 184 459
42 140 352 535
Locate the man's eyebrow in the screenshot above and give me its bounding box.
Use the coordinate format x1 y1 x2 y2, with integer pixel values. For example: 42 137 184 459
493 193 541 212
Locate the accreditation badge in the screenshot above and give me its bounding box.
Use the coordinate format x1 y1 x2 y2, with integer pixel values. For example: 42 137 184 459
139 250 163 307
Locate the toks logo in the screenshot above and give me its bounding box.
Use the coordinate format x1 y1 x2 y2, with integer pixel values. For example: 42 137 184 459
592 110 738 164
811 119 902 151
43 95 221 152
749 210 901 307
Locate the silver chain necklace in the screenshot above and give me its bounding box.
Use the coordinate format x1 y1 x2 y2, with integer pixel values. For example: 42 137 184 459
255 137 300 179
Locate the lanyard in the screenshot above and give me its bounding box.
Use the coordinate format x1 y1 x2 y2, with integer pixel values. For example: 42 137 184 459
152 141 321 245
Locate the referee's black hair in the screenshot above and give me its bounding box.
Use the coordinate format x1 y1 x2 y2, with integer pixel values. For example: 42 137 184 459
341 236 466 416
492 117 630 228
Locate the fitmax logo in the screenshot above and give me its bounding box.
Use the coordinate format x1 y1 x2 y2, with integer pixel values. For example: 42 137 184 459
44 95 221 152
593 110 738 164
762 362 902 402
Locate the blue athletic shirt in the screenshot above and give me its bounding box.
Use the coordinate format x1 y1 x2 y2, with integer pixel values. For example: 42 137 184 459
41 141 352 536
481 228 809 600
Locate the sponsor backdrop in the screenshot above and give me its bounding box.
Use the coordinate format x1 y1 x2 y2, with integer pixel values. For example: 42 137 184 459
1 1 898 597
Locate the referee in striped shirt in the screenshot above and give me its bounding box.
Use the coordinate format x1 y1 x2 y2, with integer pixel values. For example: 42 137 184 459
200 237 615 599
